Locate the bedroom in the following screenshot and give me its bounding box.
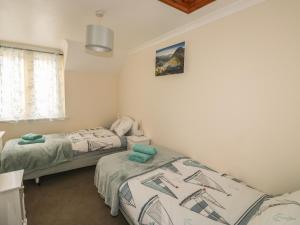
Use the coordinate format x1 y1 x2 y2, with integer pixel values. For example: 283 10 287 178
0 0 299 225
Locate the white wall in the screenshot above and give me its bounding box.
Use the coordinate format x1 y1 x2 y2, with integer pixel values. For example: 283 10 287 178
1 71 118 141
119 0 300 195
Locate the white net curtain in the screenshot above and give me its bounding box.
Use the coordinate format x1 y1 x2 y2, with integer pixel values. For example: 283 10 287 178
0 46 65 121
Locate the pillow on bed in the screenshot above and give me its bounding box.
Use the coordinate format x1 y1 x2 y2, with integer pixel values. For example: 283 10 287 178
247 190 300 225
128 120 139 136
113 116 133 136
110 118 121 131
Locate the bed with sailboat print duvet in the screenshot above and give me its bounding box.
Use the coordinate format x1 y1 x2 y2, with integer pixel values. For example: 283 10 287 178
118 158 267 225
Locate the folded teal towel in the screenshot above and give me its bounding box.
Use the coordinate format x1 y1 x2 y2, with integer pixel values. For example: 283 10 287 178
22 133 43 141
133 144 157 155
128 151 154 163
18 137 46 145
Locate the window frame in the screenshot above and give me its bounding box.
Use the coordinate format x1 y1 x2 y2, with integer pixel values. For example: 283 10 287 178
0 41 66 122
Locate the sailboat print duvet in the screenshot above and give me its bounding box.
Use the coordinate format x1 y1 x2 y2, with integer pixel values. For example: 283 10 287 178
119 158 266 225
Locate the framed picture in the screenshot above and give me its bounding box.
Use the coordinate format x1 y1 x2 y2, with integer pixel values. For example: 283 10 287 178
155 41 185 76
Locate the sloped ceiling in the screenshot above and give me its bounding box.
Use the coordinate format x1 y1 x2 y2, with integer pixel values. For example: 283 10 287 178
0 0 251 75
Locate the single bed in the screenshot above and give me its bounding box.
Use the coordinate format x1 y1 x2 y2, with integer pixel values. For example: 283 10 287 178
94 146 269 225
0 127 127 182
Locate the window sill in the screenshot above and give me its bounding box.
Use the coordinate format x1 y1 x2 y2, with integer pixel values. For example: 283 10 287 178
0 117 69 123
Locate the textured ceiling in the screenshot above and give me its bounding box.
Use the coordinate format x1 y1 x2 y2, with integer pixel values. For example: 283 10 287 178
0 0 245 74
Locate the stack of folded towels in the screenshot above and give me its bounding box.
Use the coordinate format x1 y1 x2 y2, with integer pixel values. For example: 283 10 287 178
18 133 46 145
128 144 157 163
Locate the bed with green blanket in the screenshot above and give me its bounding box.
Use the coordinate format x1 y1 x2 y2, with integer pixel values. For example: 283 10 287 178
0 134 73 174
94 146 267 225
0 127 128 181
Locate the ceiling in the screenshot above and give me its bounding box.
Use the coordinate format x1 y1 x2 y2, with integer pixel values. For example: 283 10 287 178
0 0 244 74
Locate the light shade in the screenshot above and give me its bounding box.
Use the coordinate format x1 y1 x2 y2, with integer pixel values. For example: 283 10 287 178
85 24 114 52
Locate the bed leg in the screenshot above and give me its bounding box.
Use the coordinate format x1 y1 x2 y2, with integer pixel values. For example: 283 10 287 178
35 177 40 185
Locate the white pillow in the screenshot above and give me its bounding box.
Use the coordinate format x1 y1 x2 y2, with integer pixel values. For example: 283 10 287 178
248 190 300 225
110 118 121 131
129 120 139 136
113 116 133 136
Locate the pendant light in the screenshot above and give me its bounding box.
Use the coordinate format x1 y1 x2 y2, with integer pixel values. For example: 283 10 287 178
85 10 114 52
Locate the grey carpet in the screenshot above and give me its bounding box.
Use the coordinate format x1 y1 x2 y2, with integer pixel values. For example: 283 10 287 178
24 166 128 225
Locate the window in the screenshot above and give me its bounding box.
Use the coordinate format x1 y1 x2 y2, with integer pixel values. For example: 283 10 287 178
0 44 65 121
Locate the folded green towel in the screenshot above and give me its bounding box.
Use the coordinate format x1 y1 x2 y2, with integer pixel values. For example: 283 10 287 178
128 151 154 163
22 133 43 141
18 137 46 145
133 144 157 155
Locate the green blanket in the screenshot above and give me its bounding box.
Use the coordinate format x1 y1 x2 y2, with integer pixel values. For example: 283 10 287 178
0 134 73 173
94 145 186 216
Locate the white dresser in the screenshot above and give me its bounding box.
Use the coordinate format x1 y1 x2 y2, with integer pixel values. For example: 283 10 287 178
0 170 27 225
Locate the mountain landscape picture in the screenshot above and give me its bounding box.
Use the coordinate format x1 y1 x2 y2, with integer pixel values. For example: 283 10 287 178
155 42 185 76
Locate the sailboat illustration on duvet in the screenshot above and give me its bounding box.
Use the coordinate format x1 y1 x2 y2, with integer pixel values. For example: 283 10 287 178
141 173 178 199
183 159 216 172
138 195 174 225
184 170 231 196
197 189 226 209
161 162 182 175
180 189 229 225
119 182 136 208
